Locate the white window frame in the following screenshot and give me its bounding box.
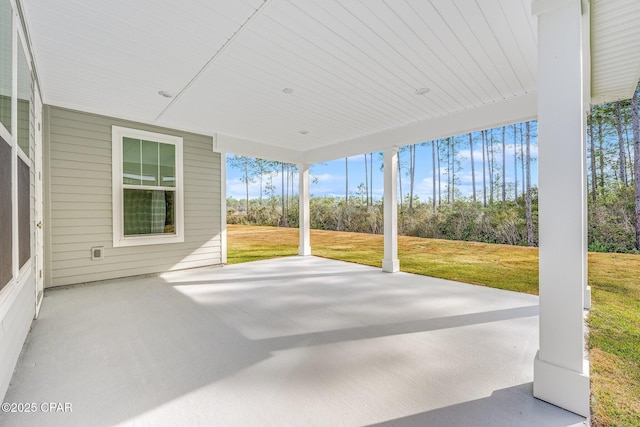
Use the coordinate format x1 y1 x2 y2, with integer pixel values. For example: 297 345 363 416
112 126 184 247
0 3 36 316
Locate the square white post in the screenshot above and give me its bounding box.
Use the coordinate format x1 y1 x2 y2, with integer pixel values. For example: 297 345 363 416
220 152 227 264
298 163 311 256
382 149 399 272
532 0 589 417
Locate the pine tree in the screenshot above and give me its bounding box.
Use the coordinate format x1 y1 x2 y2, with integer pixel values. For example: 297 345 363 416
280 162 288 226
345 157 349 206
481 130 487 207
469 133 476 203
525 121 534 246
513 124 518 201
228 155 254 214
615 101 628 185
432 141 437 210
409 144 416 210
588 107 597 204
501 126 506 205
364 153 369 207
631 86 640 249
437 140 441 205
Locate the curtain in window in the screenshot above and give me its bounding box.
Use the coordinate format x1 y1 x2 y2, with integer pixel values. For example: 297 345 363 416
123 189 150 235
150 190 166 233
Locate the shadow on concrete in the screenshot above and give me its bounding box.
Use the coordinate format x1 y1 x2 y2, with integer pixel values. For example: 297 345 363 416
367 383 586 427
258 305 539 350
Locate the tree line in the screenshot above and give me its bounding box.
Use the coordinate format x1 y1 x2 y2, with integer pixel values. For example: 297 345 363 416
587 84 640 252
227 83 640 253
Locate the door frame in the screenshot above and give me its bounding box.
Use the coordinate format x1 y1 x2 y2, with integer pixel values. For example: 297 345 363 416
34 87 44 318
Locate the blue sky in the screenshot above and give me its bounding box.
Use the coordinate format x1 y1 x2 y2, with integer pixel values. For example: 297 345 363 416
226 123 539 202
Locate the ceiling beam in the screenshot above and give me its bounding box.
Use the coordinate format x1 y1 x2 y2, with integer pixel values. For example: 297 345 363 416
303 92 538 164
214 133 304 164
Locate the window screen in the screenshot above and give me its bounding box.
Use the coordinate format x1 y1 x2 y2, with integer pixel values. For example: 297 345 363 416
18 157 29 268
0 137 11 289
17 39 31 155
0 0 12 134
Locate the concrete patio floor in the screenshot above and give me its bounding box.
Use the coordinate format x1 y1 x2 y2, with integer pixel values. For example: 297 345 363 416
1 256 587 427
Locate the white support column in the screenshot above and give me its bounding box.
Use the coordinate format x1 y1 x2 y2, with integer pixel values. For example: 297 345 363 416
533 0 589 417
382 149 399 272
220 152 227 264
298 163 311 256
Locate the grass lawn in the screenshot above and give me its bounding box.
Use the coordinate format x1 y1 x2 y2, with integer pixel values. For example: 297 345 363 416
227 224 640 426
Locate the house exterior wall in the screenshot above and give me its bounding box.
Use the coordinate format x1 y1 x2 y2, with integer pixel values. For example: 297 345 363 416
44 106 223 287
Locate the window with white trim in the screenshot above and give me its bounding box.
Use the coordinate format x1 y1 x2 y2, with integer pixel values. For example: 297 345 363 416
112 126 184 247
1 2 35 293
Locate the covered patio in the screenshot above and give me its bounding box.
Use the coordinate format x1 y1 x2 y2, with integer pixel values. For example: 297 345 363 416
1 256 586 426
1 0 639 423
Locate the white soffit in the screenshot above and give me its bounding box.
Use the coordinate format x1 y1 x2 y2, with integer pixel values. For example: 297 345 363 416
590 0 640 104
23 0 539 162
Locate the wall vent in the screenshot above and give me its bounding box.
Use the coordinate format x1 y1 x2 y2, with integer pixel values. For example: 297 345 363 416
91 246 104 261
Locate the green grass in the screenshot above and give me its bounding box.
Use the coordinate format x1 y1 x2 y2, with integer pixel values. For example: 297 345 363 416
587 253 640 426
228 224 640 426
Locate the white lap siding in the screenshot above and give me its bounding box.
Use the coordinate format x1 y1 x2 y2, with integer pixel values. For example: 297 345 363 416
44 106 222 287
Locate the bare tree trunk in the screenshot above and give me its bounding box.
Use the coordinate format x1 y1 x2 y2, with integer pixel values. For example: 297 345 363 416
364 153 369 207
501 126 506 205
525 121 534 246
398 150 404 212
290 166 294 211
513 124 518 201
615 101 628 185
447 138 451 204
432 141 436 210
345 157 349 206
369 153 373 205
285 163 289 213
520 124 525 197
469 133 476 203
447 139 450 203
488 130 494 204
259 168 263 205
450 138 455 203
437 140 441 205
244 159 250 214
631 87 640 249
481 130 487 207
280 162 288 226
626 127 633 183
589 107 597 204
597 115 605 197
409 144 415 210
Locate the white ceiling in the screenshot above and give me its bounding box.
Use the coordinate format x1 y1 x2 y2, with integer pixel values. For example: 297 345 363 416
20 0 640 163
590 0 640 105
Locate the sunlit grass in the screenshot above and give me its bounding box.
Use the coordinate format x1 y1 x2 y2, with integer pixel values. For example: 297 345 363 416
227 224 640 426
228 224 539 293
587 252 640 426
226 224 298 263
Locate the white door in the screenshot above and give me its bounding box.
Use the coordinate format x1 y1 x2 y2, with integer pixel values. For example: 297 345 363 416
34 88 44 318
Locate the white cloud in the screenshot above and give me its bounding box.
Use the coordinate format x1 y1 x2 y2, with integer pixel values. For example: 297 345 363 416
313 172 344 183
